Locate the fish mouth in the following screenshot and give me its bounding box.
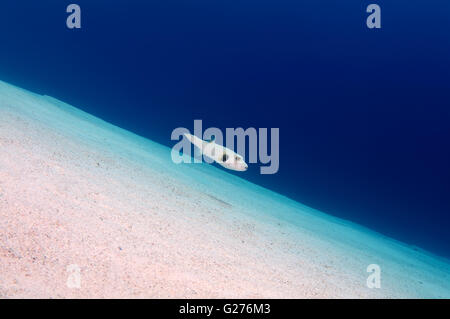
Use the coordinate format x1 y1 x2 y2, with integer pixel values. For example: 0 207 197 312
229 165 247 172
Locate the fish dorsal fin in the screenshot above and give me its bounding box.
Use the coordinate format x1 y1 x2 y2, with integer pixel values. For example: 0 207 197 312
205 135 216 143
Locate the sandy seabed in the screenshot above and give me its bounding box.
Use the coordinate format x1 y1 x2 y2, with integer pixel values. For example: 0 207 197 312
0 80 449 298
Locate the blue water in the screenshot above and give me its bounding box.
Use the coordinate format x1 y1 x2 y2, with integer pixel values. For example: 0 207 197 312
0 1 449 258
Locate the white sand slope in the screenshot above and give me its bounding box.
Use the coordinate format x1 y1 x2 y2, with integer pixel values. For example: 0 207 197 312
0 80 449 298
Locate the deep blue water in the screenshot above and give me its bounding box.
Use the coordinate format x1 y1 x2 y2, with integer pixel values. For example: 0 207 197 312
1 1 449 258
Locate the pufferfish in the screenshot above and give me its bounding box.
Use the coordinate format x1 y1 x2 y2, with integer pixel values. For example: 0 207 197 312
184 133 248 171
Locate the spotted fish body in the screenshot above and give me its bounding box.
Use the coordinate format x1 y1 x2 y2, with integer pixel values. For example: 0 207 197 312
184 133 248 171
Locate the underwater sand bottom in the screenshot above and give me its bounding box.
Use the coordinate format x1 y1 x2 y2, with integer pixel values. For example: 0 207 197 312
1 81 449 298
0 109 348 298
